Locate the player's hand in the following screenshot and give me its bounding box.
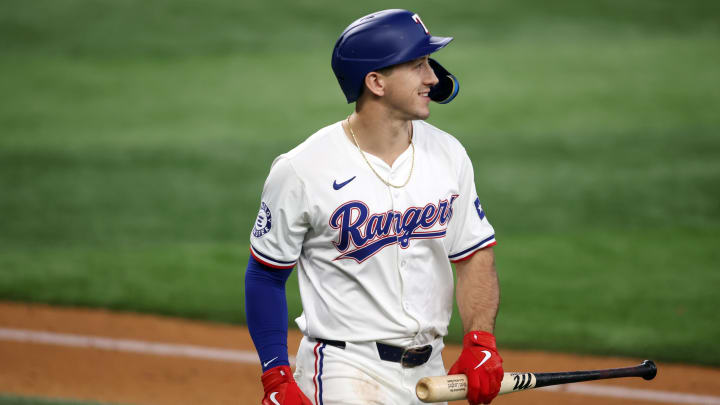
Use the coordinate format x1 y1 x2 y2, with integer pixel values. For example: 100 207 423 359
261 365 312 405
448 331 504 405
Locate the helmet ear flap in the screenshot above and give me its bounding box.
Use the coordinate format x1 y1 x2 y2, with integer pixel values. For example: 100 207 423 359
428 58 460 104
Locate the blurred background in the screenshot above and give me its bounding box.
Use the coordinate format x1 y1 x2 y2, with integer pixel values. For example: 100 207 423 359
1 0 719 397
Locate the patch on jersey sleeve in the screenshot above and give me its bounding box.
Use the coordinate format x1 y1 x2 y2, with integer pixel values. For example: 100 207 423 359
474 197 486 220
252 202 272 237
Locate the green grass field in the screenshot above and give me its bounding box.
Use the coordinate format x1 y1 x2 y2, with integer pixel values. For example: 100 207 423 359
1 0 719 367
0 394 120 405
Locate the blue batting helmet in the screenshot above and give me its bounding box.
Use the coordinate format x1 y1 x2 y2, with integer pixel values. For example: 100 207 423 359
331 9 460 104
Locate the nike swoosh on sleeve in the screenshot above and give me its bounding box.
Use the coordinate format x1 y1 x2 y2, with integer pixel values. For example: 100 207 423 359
263 356 278 368
270 392 280 405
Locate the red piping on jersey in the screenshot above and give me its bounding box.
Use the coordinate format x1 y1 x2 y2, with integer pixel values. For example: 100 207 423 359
450 241 497 263
249 247 296 270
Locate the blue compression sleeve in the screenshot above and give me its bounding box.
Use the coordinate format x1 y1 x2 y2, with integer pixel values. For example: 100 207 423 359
244 255 293 372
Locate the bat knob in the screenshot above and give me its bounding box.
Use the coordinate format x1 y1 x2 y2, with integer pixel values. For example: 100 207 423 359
416 385 430 401
641 360 657 380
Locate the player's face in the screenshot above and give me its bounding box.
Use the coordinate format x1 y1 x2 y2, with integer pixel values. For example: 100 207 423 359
381 56 439 120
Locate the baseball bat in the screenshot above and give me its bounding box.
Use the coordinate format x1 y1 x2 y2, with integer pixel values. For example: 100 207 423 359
416 360 657 402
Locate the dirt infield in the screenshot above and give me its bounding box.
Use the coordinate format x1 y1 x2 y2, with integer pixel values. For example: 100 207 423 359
1 302 719 405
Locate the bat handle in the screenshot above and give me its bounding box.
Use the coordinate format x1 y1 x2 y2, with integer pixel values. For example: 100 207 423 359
416 373 533 402
416 374 468 402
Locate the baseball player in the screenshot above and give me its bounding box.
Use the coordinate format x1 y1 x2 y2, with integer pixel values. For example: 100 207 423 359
245 9 503 405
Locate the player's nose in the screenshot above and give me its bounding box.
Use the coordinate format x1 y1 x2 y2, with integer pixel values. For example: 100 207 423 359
424 65 439 87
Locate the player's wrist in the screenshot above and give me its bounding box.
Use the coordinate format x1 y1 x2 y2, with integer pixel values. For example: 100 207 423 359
261 365 294 392
463 330 498 350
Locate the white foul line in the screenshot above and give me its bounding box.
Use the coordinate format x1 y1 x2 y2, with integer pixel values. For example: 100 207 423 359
541 384 720 404
2 327 719 405
0 327 294 365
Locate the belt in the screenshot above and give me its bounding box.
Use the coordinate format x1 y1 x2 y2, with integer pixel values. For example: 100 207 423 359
315 338 432 368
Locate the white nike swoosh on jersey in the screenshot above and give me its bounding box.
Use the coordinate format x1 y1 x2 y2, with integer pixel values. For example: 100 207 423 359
270 392 280 405
474 350 492 369
263 356 278 368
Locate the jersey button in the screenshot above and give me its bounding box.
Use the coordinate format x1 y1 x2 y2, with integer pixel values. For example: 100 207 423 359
400 260 407 267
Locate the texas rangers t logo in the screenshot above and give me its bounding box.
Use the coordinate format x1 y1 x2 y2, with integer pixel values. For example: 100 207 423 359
329 195 458 262
412 13 429 34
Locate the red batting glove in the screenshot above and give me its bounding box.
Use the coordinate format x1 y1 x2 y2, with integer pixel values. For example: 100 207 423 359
261 365 312 405
448 331 504 405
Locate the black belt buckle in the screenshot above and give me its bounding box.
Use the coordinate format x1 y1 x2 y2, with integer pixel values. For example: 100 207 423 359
400 344 433 368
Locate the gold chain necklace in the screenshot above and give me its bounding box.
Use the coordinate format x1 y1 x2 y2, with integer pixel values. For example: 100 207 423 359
346 117 414 189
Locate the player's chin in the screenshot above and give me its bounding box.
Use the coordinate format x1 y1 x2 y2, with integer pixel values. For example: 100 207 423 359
397 98 431 120
415 104 431 120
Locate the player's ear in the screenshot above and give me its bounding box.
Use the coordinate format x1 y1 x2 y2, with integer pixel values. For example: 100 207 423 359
364 71 386 97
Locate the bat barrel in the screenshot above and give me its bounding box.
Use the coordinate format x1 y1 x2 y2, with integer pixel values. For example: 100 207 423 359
534 360 657 388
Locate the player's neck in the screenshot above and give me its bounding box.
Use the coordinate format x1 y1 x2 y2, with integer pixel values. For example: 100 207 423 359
345 109 412 167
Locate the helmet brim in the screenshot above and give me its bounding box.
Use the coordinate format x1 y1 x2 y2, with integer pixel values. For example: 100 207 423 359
375 35 453 72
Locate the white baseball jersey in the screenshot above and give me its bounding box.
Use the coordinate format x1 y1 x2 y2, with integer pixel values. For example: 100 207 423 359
250 120 495 347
